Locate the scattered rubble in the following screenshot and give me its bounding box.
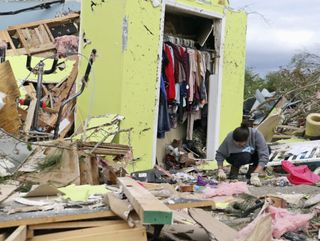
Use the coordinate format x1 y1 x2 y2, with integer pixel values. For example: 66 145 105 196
0 10 318 241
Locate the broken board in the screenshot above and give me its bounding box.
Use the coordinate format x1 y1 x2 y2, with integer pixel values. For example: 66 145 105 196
0 61 21 134
189 208 237 241
117 177 173 225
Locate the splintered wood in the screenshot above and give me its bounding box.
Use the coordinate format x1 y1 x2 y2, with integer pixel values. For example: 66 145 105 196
0 61 21 135
0 209 147 241
0 13 79 57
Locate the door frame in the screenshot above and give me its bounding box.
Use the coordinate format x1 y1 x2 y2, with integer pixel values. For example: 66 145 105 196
151 0 226 165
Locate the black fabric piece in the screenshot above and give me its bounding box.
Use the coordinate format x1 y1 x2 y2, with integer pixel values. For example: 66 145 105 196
226 151 259 168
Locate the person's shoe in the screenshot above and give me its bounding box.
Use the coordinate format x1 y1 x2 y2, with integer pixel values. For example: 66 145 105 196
229 166 239 180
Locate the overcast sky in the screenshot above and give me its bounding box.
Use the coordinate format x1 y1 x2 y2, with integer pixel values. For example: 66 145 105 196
229 0 320 76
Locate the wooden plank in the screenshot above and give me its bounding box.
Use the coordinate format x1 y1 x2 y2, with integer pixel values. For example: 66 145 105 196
7 13 80 31
0 210 116 229
34 28 44 44
30 223 131 241
0 30 16 51
0 184 18 203
117 177 173 225
27 221 125 239
167 199 215 210
23 99 36 133
189 208 237 241
79 154 94 185
16 29 29 54
39 25 51 43
29 220 124 231
24 83 36 99
5 226 26 241
42 24 55 42
30 227 147 241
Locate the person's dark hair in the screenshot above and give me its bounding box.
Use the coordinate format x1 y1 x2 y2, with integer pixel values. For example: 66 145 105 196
232 122 250 142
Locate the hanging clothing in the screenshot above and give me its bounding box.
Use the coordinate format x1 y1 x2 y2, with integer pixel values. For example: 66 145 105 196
187 49 198 103
157 76 171 138
164 44 176 101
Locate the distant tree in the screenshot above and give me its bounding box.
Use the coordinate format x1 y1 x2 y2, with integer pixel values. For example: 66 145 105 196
263 52 320 126
244 68 266 99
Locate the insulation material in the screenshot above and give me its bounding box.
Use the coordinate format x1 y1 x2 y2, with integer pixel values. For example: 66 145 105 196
268 206 314 238
236 205 314 239
203 182 249 198
55 35 79 57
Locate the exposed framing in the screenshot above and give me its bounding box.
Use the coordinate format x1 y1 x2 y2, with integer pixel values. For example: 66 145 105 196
152 0 226 164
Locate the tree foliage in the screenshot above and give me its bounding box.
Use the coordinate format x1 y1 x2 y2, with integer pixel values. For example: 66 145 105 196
244 51 320 126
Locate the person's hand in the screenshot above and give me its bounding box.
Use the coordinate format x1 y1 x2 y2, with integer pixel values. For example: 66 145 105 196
217 168 227 181
250 173 262 186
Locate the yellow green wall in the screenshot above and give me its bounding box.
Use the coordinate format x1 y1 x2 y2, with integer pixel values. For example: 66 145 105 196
78 0 247 172
219 10 247 141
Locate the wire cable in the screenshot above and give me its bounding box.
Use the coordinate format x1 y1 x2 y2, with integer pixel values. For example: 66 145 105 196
0 0 65 16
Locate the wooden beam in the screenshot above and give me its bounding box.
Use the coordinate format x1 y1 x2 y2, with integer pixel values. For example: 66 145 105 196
117 177 173 225
43 24 55 42
30 227 147 241
30 223 131 241
16 29 30 54
7 13 80 31
29 220 124 231
27 220 124 239
167 199 215 210
0 210 116 229
23 99 36 133
5 226 26 241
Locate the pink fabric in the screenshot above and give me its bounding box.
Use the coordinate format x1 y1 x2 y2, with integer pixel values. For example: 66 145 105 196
282 160 320 185
203 182 249 198
268 206 314 238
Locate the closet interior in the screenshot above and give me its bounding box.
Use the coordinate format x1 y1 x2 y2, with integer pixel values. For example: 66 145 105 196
156 7 220 170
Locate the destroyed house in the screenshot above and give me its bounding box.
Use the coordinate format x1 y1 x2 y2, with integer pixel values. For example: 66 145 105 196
77 0 247 171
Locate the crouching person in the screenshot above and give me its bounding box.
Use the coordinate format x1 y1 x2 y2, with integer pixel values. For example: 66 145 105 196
216 122 269 186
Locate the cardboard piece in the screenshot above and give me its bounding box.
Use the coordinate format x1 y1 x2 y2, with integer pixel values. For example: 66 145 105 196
0 184 18 203
189 208 237 241
235 214 273 241
162 224 210 241
25 184 64 198
105 192 140 227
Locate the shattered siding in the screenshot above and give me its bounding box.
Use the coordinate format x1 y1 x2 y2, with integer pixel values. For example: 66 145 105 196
78 0 246 171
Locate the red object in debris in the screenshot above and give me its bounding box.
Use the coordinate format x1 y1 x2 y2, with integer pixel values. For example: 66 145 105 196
19 99 47 109
282 160 320 185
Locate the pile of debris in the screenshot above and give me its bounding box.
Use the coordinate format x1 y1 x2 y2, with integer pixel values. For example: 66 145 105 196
0 11 319 241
